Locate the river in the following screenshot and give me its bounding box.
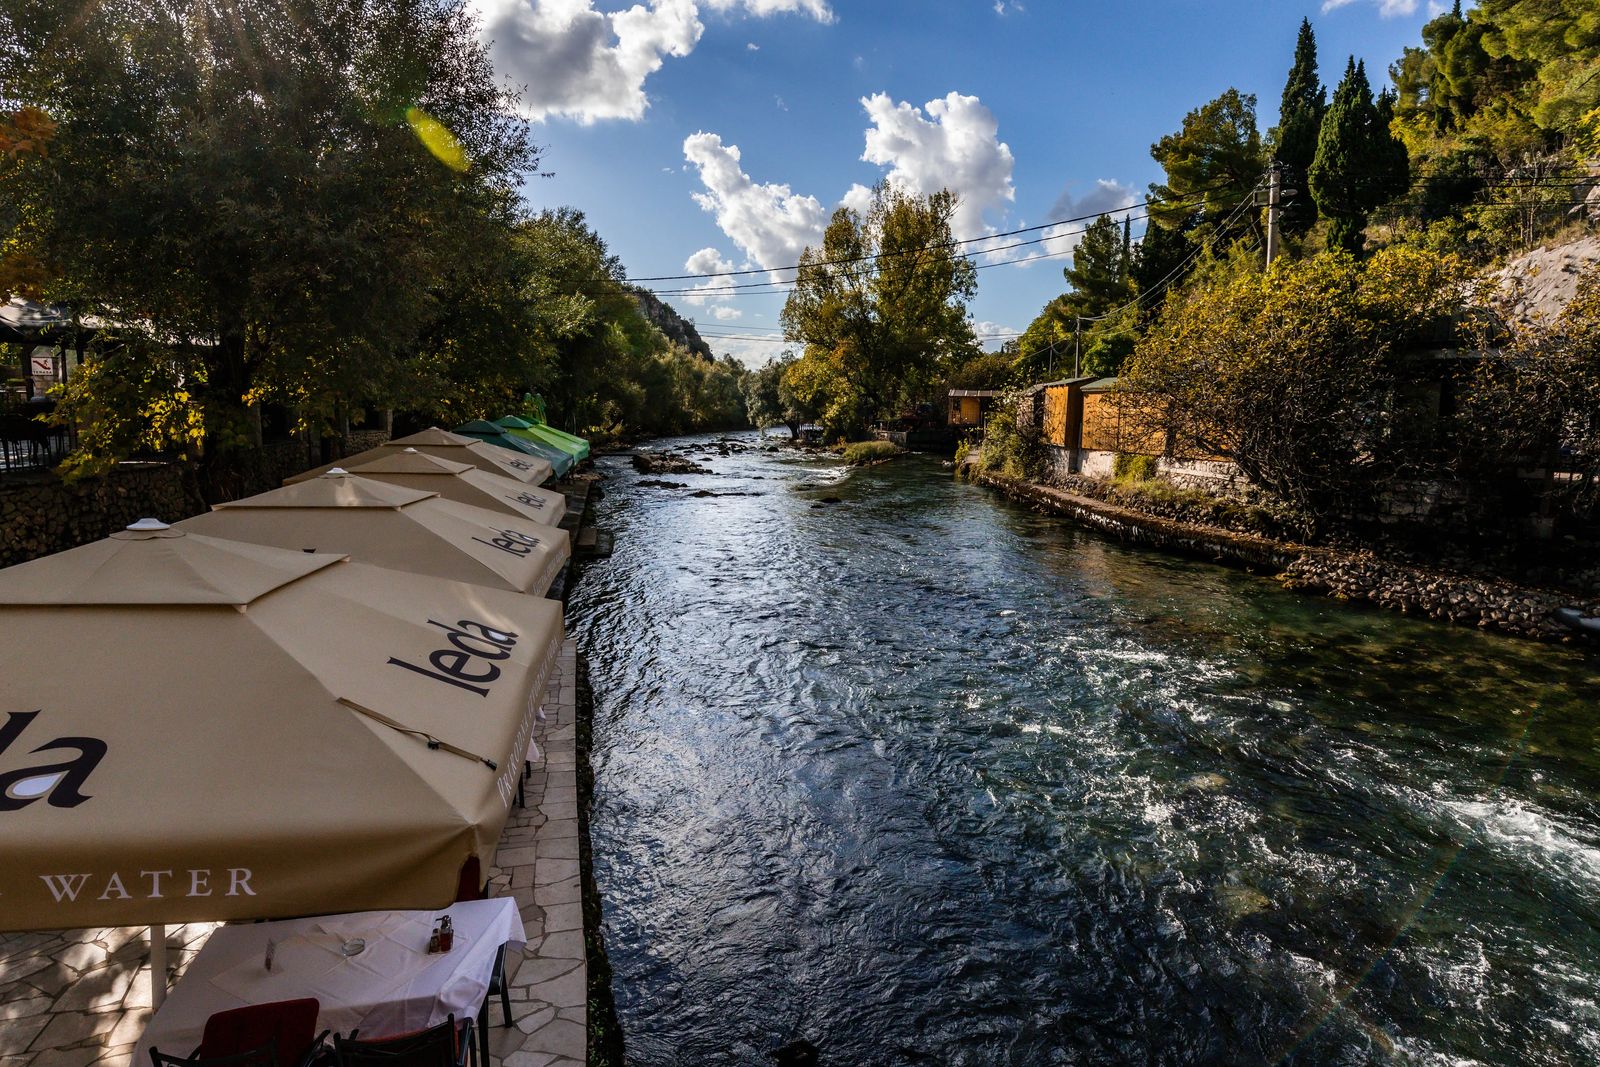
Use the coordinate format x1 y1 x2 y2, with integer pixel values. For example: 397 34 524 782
570 433 1600 1066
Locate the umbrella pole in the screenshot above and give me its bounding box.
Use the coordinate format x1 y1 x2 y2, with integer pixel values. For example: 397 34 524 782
150 924 167 1009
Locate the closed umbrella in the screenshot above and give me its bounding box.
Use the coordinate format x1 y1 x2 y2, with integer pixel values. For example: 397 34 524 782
287 427 552 486
454 419 573 478
495 416 588 464
0 520 563 932
178 470 569 597
347 448 567 527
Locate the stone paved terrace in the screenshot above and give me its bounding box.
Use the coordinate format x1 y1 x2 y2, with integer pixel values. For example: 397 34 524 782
1 638 585 1067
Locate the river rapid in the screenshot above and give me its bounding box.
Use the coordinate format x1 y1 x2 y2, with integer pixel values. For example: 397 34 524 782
570 433 1600 1067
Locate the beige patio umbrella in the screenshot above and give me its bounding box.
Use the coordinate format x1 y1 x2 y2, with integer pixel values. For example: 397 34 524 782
0 520 563 934
287 427 553 486
177 470 569 598
347 448 567 527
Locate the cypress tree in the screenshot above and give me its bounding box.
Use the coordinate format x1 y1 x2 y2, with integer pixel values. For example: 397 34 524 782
1274 18 1326 233
1308 59 1411 255
1119 215 1132 284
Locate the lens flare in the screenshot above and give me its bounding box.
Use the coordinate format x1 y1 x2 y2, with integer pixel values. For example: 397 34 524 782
405 107 468 172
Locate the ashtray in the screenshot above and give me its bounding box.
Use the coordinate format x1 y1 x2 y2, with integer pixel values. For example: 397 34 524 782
341 938 366 957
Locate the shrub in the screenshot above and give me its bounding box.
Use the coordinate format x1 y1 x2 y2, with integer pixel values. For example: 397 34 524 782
841 439 903 466
1112 453 1159 483
974 389 1043 481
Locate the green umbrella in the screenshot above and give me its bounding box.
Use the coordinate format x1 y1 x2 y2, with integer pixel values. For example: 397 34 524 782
455 419 574 477
495 415 589 464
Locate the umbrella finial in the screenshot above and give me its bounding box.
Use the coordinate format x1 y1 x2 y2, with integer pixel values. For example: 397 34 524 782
403 447 418 453
126 518 170 532
325 468 350 476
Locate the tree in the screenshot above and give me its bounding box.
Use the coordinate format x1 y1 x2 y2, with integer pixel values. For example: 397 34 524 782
1460 270 1600 522
1061 214 1132 318
1131 214 1197 300
742 355 810 438
1121 246 1466 529
0 0 538 466
780 185 978 438
1272 18 1326 233
1149 89 1267 240
1309 59 1411 254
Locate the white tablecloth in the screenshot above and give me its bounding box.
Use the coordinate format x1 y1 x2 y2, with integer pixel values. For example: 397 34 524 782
135 898 524 1059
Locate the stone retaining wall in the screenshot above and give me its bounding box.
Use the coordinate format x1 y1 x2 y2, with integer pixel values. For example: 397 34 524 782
978 473 1597 643
0 463 206 568
0 432 392 568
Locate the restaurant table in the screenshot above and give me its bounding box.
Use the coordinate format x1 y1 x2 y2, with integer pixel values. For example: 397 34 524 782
134 898 524 1061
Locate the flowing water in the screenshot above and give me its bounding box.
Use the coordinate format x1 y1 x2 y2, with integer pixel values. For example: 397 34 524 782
570 434 1600 1066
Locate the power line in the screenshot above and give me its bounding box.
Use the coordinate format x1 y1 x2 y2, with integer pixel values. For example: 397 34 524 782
623 181 1243 285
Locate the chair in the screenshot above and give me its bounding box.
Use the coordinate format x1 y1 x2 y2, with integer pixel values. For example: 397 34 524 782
149 1042 280 1067
451 860 513 1067
333 1015 473 1067
198 999 328 1067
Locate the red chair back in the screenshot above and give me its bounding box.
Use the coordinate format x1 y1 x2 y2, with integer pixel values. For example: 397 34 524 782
199 998 320 1062
454 855 485 902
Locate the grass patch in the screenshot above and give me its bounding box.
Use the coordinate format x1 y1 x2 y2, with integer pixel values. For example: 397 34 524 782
841 439 904 465
1111 452 1159 484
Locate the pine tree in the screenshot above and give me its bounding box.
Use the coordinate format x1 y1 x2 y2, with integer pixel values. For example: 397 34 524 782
1308 59 1411 255
1061 214 1135 320
1119 215 1132 284
1274 18 1326 233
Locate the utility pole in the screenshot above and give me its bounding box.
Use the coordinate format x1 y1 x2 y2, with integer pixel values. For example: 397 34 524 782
1073 317 1082 379
1265 163 1282 267
1261 163 1296 268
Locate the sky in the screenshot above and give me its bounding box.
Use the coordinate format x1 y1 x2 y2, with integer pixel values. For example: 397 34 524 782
469 0 1450 367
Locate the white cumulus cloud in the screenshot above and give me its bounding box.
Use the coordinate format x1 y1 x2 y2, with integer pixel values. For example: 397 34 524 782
474 0 832 124
1320 0 1418 16
683 132 830 273
859 91 1016 242
682 246 740 306
709 305 743 320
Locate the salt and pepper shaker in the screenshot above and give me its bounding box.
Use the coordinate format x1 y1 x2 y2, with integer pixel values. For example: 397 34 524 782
439 915 455 952
427 923 441 954
264 937 276 972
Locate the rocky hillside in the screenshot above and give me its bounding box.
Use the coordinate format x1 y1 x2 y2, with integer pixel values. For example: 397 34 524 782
631 286 714 361
1492 234 1600 325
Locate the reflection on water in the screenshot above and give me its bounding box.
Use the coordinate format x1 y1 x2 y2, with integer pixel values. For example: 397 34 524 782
570 433 1600 1066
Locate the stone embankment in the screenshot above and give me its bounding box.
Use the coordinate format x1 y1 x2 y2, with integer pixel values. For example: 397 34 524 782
1281 553 1592 640
978 473 1600 643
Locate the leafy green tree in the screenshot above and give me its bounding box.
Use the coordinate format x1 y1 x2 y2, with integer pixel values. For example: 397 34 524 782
1 0 537 467
1272 18 1326 233
1149 89 1267 239
742 355 810 438
1475 0 1600 132
1122 246 1465 528
780 184 978 438
1309 59 1411 254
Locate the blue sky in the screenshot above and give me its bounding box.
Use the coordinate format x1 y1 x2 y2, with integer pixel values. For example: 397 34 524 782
473 0 1446 366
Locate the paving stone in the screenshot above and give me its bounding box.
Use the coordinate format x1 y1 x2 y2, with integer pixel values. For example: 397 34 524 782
502 1052 557 1067
536 931 583 962
533 878 579 908
513 1003 558 1035
510 956 581 988
0 995 54 1022
30 1045 103 1067
31 1010 119 1051
496 846 538 868
51 964 134 1012
540 903 582 935
54 942 109 976
524 968 585 1009
533 860 579 885
0 1015 50 1056
521 1018 584 1062
537 837 578 861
